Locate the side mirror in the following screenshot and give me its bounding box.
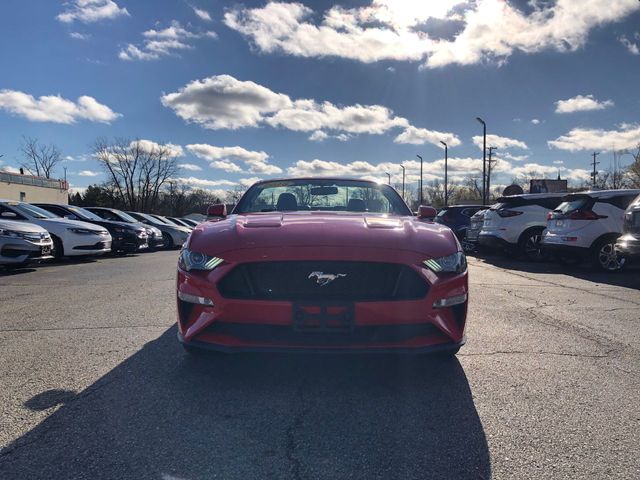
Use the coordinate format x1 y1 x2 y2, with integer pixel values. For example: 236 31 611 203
0 211 18 219
417 205 437 220
207 204 227 218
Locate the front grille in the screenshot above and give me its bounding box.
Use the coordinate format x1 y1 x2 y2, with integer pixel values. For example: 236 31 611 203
203 321 441 346
218 261 428 301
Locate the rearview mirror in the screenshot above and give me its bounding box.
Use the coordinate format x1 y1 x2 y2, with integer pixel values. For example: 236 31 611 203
207 204 227 218
417 205 437 220
0 211 17 218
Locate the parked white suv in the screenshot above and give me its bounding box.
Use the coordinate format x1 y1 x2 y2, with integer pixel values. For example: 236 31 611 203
0 200 112 259
542 189 640 271
478 193 565 261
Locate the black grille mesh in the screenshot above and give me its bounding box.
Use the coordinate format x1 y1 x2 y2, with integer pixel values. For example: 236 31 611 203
218 261 428 301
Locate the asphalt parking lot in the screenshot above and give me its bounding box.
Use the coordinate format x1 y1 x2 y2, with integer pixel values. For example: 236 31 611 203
0 252 638 480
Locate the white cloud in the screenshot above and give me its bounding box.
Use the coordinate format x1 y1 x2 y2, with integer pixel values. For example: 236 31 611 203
554 94 614 114
394 125 461 147
178 163 202 171
509 162 591 183
500 152 529 162
162 75 291 129
171 177 237 188
239 177 262 187
1 165 21 174
162 74 453 141
119 21 217 61
472 134 528 150
309 130 329 142
78 170 100 177
619 33 640 55
70 32 91 40
531 119 540 125
69 185 88 195
186 144 282 174
0 89 121 124
190 5 212 22
224 0 640 68
553 160 564 165
135 140 184 157
548 123 640 152
57 0 129 24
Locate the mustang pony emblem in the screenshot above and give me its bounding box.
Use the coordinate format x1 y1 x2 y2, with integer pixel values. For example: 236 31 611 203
308 271 347 286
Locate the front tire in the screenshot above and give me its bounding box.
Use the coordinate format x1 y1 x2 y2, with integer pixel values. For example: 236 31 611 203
51 235 64 260
162 232 174 249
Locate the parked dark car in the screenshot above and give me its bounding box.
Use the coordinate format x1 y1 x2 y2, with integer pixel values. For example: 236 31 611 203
33 203 148 254
435 205 489 240
85 207 166 250
125 211 190 249
167 216 194 228
615 193 640 263
179 218 201 228
462 208 489 252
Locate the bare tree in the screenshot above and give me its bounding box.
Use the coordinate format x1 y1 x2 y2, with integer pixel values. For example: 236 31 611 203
93 138 179 212
625 144 640 188
19 136 62 178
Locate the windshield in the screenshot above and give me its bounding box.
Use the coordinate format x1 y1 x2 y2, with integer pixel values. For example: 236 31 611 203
155 215 179 226
112 210 138 223
234 179 411 216
8 202 58 219
68 206 104 221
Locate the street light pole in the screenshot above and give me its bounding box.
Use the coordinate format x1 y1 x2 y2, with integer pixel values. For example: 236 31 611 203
487 146 497 203
440 141 448 207
416 155 423 205
476 117 487 204
400 164 405 201
385 172 391 185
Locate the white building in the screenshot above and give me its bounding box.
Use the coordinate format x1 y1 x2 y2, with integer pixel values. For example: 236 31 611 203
0 170 69 204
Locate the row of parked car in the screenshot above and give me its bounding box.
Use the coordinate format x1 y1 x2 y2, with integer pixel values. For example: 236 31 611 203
0 199 202 269
435 189 640 272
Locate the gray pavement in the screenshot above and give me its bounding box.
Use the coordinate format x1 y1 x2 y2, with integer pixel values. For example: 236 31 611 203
0 251 638 479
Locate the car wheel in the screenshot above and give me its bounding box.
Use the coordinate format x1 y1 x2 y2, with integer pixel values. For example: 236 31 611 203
518 229 546 262
592 238 625 272
162 232 173 249
51 235 64 260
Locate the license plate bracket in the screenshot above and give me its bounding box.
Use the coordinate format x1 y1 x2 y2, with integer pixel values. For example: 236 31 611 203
40 245 51 256
292 301 355 332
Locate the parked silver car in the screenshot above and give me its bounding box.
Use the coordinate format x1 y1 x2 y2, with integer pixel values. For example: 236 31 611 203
0 219 53 268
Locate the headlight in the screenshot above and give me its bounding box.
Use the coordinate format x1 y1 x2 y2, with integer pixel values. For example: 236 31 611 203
423 252 467 274
67 227 99 235
178 248 224 272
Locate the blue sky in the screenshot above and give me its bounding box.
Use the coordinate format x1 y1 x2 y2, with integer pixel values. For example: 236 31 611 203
0 0 639 197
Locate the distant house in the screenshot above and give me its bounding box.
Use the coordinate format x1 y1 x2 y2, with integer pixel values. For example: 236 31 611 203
0 170 69 203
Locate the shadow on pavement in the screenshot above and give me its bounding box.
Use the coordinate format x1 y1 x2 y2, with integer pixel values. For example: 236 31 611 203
0 327 490 480
471 251 640 290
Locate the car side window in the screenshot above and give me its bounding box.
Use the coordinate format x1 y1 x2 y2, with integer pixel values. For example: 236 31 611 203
0 205 26 220
42 205 67 217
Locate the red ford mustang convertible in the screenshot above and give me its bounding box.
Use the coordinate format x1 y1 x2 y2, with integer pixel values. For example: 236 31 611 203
177 178 468 355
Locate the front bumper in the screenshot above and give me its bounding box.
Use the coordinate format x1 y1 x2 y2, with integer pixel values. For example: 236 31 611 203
69 240 112 256
1 240 53 265
616 234 640 258
176 246 468 353
112 232 147 253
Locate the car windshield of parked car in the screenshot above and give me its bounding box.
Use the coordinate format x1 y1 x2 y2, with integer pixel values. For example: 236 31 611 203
9 202 58 219
68 206 104 221
111 210 138 223
235 180 411 215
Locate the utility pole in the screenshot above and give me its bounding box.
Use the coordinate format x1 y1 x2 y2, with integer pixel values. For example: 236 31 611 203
476 117 487 204
385 172 391 185
487 146 497 203
416 155 423 205
400 164 405 201
591 152 600 189
439 141 449 206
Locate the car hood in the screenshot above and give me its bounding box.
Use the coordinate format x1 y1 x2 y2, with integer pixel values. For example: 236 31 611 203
32 217 108 234
0 219 49 234
189 212 458 257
